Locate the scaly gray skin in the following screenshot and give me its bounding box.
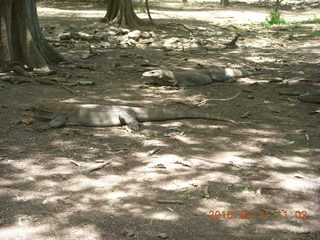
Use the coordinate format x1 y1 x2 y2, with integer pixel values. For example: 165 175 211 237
31 100 237 131
142 68 265 88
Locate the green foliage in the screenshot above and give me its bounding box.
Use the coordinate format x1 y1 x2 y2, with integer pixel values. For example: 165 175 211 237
296 16 320 24
135 7 145 13
264 7 286 26
179 189 189 194
233 183 250 190
312 31 320 36
263 13 320 28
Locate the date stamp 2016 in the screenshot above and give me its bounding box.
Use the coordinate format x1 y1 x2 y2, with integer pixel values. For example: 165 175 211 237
208 210 308 220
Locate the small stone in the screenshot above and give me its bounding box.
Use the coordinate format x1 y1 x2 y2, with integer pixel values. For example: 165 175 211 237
94 32 109 40
140 31 151 38
149 31 157 38
197 26 207 31
139 38 154 44
150 42 163 48
119 28 130 34
128 39 138 45
109 26 118 31
157 233 169 239
247 95 255 99
136 43 149 49
100 41 111 48
164 37 179 45
190 43 199 48
107 30 117 36
123 230 135 237
78 80 95 86
59 33 72 40
128 30 141 40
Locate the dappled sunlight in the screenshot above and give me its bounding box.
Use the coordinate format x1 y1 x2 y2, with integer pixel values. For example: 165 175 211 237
0 222 52 240
105 191 129 201
197 171 242 183
197 200 232 214
0 0 319 239
38 7 105 18
212 151 257 166
262 156 309 168
151 211 179 221
234 128 278 136
60 225 101 240
252 136 285 144
268 171 319 192
257 221 314 233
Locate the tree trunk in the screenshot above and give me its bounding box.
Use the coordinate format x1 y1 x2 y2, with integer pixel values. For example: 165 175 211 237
220 0 230 6
102 0 146 27
0 0 64 73
139 0 144 8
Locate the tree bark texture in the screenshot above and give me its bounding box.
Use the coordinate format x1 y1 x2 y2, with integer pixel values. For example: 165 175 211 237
103 0 146 27
220 0 230 6
0 0 64 72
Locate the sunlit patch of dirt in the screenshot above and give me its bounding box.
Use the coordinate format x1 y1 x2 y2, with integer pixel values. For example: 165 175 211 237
0 1 319 240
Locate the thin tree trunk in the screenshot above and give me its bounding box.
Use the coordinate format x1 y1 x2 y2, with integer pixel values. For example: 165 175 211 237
220 0 230 6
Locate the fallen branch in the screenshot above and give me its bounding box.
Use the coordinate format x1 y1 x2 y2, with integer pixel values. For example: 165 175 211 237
34 78 78 95
58 84 78 95
88 161 111 172
160 23 194 35
278 91 301 96
156 199 184 204
197 91 241 106
148 148 163 156
69 160 81 167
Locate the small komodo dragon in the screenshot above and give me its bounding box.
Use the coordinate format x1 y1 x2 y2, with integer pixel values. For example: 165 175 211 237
30 100 237 131
142 67 266 88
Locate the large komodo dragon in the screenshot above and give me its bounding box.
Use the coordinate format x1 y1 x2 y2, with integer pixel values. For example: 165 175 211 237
31 100 237 131
142 67 266 88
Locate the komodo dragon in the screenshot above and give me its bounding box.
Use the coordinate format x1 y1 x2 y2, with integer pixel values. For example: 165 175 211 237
142 67 266 88
30 100 237 131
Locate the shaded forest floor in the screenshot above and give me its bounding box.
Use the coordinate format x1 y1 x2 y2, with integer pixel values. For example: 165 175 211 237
0 1 319 239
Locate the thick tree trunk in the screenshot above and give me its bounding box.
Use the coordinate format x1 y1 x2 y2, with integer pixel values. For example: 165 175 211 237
0 0 64 73
102 0 146 27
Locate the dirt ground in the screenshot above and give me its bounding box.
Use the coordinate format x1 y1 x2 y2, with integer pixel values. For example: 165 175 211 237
0 1 320 239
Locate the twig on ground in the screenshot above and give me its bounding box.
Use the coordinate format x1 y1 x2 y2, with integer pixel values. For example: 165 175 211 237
69 160 81 167
88 161 111 172
34 78 78 95
197 91 241 106
156 200 184 204
160 23 194 35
